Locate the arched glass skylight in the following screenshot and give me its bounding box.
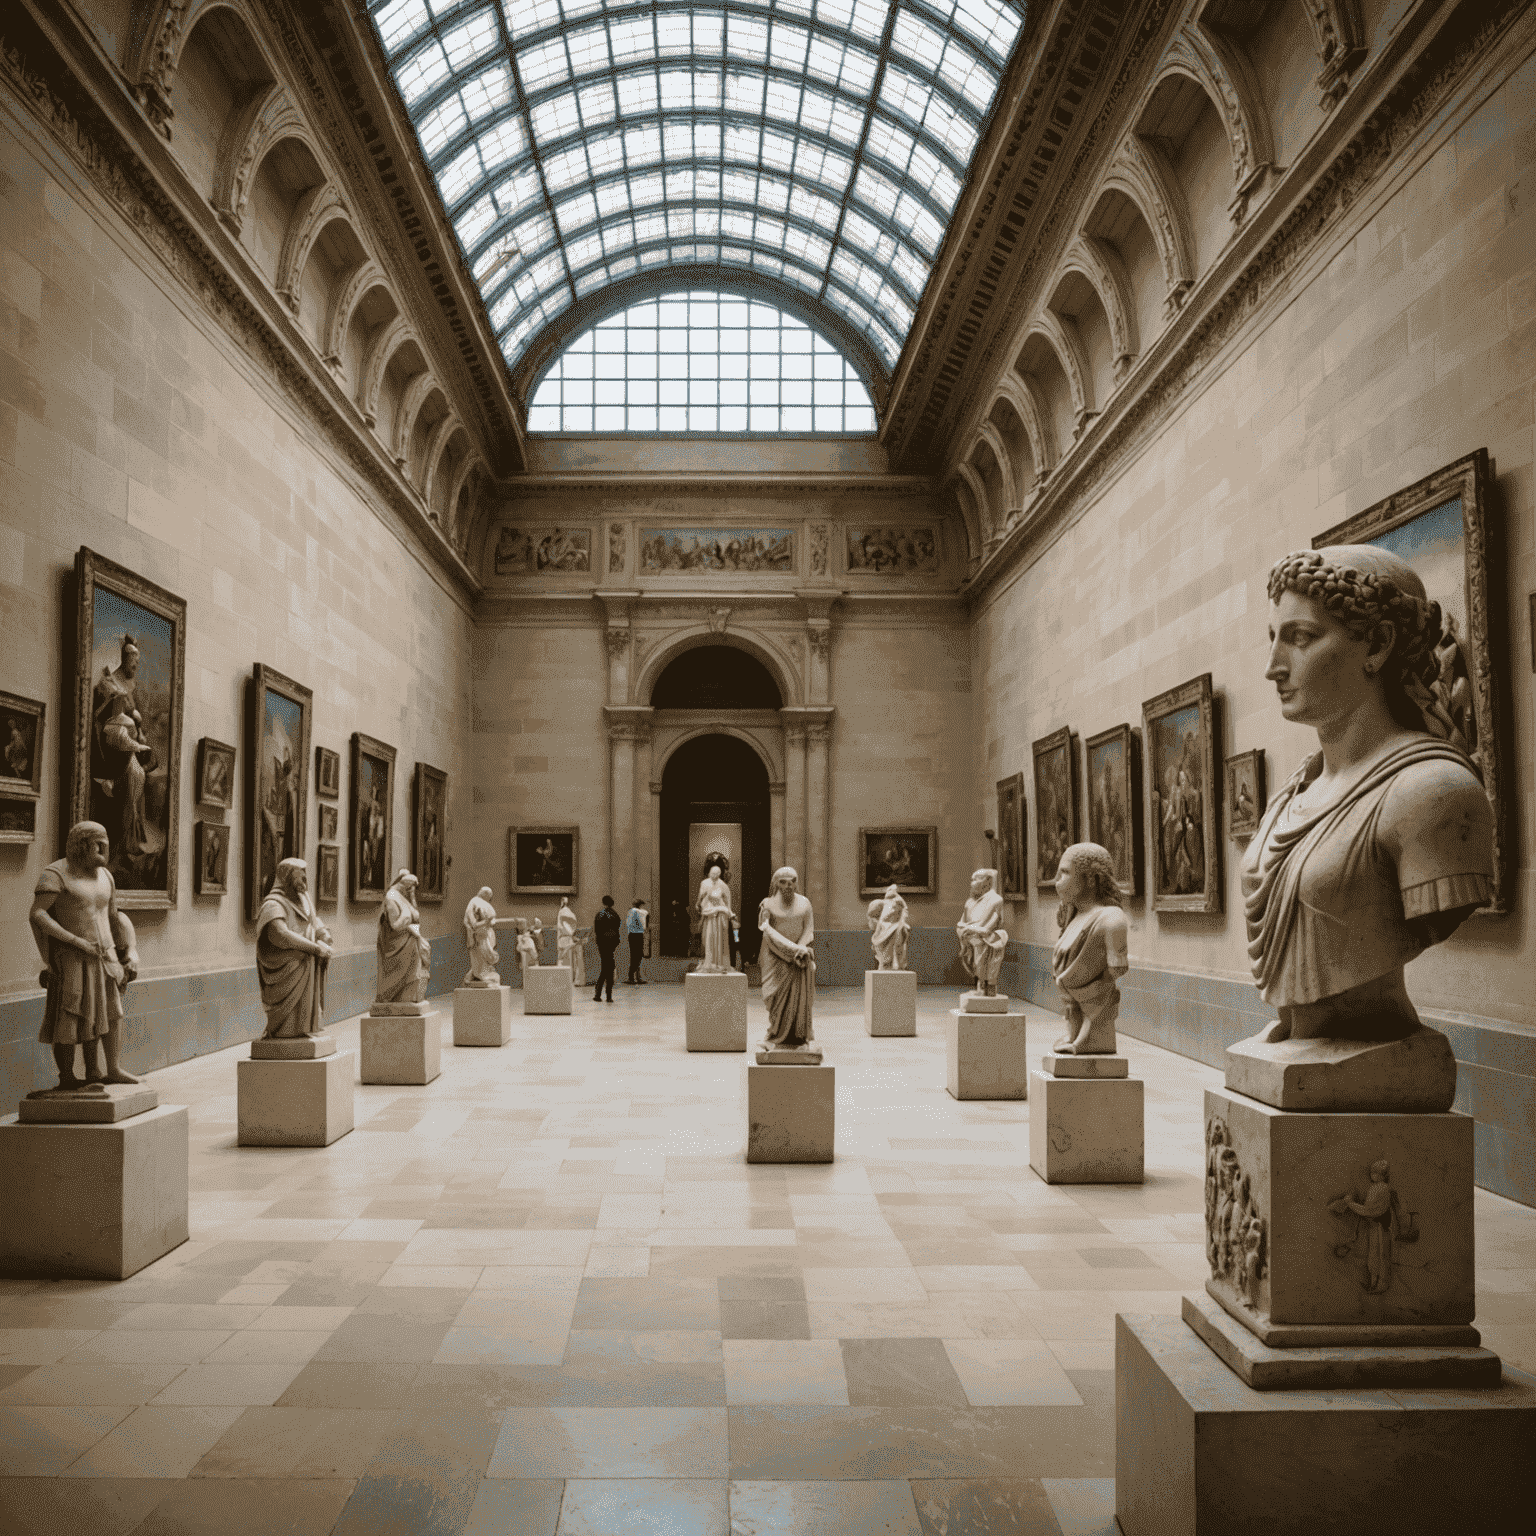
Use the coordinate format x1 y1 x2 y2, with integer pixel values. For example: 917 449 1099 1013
528 290 876 432
368 0 1025 382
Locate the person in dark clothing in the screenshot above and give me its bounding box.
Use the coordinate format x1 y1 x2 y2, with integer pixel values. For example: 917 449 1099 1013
593 895 621 1002
626 899 648 984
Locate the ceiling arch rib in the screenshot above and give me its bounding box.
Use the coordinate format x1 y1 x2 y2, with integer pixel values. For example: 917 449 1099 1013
368 0 1025 392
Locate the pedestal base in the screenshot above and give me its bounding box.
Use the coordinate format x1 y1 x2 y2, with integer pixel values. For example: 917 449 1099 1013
685 971 747 1051
1029 1071 1143 1183
251 1034 336 1060
1115 1312 1536 1535
524 965 573 1015
1225 1025 1456 1112
747 1064 834 1162
945 1009 1028 1099
1039 1051 1128 1078
454 986 512 1047
361 1012 442 1085
864 971 916 1035
0 1106 189 1278
238 1053 354 1147
18 1084 159 1123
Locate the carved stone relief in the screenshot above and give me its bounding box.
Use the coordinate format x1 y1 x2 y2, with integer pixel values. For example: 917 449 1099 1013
1328 1160 1421 1296
1205 1115 1266 1311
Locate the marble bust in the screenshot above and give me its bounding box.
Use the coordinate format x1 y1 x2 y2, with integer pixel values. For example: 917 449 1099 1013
463 887 512 986
257 858 333 1037
757 866 819 1061
1051 843 1128 1054
697 862 735 974
956 868 1008 997
374 869 430 1008
867 884 911 971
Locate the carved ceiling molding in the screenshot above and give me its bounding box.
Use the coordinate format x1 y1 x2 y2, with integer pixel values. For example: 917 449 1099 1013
500 475 939 500
0 11 480 596
962 0 1528 609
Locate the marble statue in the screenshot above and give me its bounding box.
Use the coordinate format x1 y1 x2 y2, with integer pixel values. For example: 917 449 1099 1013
697 862 734 974
956 868 1008 997
1051 843 1129 1054
556 898 578 974
513 916 539 977
256 858 333 1037
867 884 910 971
757 866 818 1060
374 869 430 1007
463 887 514 986
26 821 141 1093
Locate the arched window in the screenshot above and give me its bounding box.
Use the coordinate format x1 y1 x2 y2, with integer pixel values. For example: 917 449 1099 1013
528 290 876 432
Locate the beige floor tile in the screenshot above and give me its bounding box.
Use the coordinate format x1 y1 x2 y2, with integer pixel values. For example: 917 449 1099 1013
109 1305 266 1333
942 1338 1083 1406
61 1404 246 1478
247 1307 354 1332
723 1341 849 1405
189 1405 400 1478
202 1332 334 1365
62 1332 232 1366
729 1479 923 1535
0 1328 102 1364
149 1363 309 1406
0 1363 185 1406
487 1406 729 1477
216 1286 292 1306
0 1404 134 1474
799 1268 927 1304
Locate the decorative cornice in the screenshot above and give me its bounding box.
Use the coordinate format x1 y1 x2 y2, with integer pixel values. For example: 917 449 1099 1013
604 705 655 743
501 474 940 499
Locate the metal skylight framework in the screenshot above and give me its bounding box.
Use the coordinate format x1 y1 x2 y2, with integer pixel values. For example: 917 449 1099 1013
369 0 1025 391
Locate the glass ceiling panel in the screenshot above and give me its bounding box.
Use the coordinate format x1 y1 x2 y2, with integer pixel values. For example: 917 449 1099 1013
370 0 1025 383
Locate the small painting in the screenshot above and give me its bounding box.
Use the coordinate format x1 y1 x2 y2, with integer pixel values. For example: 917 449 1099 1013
351 733 397 902
71 548 186 908
0 690 45 798
1226 750 1266 840
414 762 448 905
494 526 591 575
1086 724 1140 897
640 528 793 572
510 826 579 895
995 773 1026 901
194 821 228 896
0 794 38 843
1143 673 1221 913
1032 726 1078 889
316 842 340 906
316 746 340 799
859 826 936 897
246 666 312 921
196 737 235 809
846 528 939 574
318 803 338 842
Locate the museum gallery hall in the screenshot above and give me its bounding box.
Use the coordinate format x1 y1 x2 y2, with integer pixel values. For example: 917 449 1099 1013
1 0 1533 1531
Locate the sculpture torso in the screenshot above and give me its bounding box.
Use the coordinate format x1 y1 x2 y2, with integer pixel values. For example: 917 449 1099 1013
37 861 116 952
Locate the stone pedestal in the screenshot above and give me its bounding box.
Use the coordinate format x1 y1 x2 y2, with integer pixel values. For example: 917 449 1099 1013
685 971 747 1051
238 1053 354 1147
864 970 916 1036
17 1083 159 1123
454 986 512 1047
747 1064 834 1163
1029 1069 1143 1183
251 1033 336 1060
523 965 573 1015
1114 1312 1536 1535
0 1105 189 1279
945 998 1028 1100
361 1011 442 1085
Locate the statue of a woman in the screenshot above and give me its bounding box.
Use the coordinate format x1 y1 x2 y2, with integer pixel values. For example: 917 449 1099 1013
867 884 910 971
556 898 578 975
697 862 734 974
374 869 430 1007
956 869 1007 996
464 887 508 986
1051 842 1129 1054
514 916 538 977
757 867 817 1058
257 858 333 1037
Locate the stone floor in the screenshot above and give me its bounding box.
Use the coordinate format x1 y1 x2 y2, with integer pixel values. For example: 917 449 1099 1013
2 985 1533 1536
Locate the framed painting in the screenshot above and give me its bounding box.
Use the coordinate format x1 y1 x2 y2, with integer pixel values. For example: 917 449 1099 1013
1086 724 1140 897
1315 448 1507 912
1226 750 1266 840
995 773 1026 901
1032 726 1078 889
318 803 338 842
413 762 448 905
0 795 38 844
350 733 397 902
510 826 579 895
245 665 312 921
316 842 340 906
194 820 229 896
316 746 341 799
196 737 235 809
858 826 937 897
1143 673 1221 913
0 690 45 798
71 547 186 908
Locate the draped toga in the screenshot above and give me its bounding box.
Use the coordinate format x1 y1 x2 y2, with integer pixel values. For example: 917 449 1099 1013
1052 905 1121 1031
759 894 815 1049
257 887 327 1037
35 862 123 1045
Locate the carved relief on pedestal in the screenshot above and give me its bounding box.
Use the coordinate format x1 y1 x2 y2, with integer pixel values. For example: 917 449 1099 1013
1328 1160 1421 1296
1205 1116 1267 1312
809 523 829 576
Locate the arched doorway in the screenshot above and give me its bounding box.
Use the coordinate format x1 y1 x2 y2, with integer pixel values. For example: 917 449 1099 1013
659 735 771 960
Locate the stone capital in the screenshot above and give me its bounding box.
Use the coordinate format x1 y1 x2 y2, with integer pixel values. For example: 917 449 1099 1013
604 705 654 743
780 706 834 746
604 626 631 657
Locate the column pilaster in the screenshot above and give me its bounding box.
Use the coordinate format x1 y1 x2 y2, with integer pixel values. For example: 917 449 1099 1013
604 706 653 905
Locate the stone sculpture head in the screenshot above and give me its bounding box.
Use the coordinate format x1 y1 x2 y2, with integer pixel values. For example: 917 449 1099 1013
65 820 110 870
770 866 799 899
1054 842 1122 930
391 869 418 894
273 857 308 898
478 886 493 902
969 869 995 899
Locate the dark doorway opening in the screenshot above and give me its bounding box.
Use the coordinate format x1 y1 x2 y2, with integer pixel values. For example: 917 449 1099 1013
659 734 771 961
651 646 783 710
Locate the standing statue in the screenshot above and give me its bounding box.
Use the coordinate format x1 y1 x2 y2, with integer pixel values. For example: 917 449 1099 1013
556 898 577 971
1051 843 1129 1054
757 866 818 1059
374 869 430 1007
463 887 514 986
27 821 141 1093
956 868 1008 997
867 884 910 971
513 916 539 978
257 858 333 1037
696 862 735 974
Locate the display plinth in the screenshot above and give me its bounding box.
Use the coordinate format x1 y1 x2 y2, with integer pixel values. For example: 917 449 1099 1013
0 1105 189 1279
1028 1070 1143 1183
238 1053 354 1146
1039 1051 1128 1079
685 971 747 1050
1114 1312 1536 1535
251 1034 336 1060
945 1005 1028 1099
747 1064 834 1162
523 965 573 1015
454 986 512 1047
361 1011 442 1085
18 1083 158 1123
864 970 916 1035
